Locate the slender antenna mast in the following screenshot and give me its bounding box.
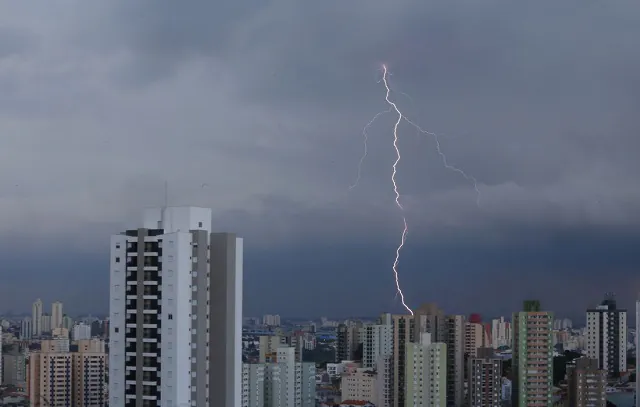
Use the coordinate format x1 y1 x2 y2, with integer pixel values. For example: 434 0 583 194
164 180 169 208
159 180 169 230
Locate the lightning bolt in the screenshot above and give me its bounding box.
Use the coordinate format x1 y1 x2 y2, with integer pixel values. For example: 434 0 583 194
349 108 392 190
382 63 414 315
403 117 481 206
355 64 481 316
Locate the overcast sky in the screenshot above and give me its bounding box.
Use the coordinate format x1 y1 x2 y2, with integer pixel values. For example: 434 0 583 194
1 1 639 319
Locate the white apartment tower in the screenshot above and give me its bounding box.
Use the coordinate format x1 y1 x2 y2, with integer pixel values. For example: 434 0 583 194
51 301 64 331
586 294 627 376
32 299 43 337
262 347 315 407
360 313 393 369
360 313 393 407
241 364 265 407
405 333 447 407
73 323 92 341
20 317 32 340
491 317 511 349
109 206 243 407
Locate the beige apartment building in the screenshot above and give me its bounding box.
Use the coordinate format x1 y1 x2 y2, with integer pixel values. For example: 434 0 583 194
341 368 378 404
28 338 107 407
465 321 490 357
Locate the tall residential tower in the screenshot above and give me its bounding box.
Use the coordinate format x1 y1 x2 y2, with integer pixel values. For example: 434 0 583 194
586 293 627 377
109 206 243 407
512 300 554 407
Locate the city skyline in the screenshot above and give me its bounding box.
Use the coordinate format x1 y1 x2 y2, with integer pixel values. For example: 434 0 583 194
0 289 636 323
2 1 640 319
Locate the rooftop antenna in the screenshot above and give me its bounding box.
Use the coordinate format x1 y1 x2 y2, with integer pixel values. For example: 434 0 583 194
164 180 169 208
159 180 169 230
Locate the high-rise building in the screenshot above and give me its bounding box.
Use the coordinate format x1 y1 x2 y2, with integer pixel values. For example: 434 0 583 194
242 363 265 407
491 317 511 349
259 335 287 363
391 314 414 407
51 301 63 331
467 348 502 407
63 315 74 331
42 314 51 334
414 303 446 343
32 299 43 337
2 346 27 388
566 358 606 407
360 313 393 369
28 338 72 407
586 293 627 376
336 322 362 363
391 304 446 407
360 313 393 407
262 315 281 327
28 337 106 407
341 368 379 404
465 321 486 358
405 333 446 407
261 347 315 407
109 206 243 407
20 317 32 340
73 323 92 341
444 315 465 407
511 300 554 407
73 339 108 407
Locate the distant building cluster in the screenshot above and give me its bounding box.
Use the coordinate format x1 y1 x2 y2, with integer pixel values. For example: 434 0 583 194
0 302 109 406
2 205 639 407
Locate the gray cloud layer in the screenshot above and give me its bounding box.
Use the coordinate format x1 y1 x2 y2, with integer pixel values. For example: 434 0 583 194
1 1 639 317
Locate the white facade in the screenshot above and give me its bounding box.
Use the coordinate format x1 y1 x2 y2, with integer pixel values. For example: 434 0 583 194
242 364 265 407
263 347 315 407
32 299 43 337
360 320 393 369
20 317 32 340
587 302 627 375
491 317 511 349
341 368 378 404
262 315 281 326
73 323 92 341
359 314 393 407
375 355 393 407
51 301 63 330
110 206 242 407
42 314 52 334
405 333 446 407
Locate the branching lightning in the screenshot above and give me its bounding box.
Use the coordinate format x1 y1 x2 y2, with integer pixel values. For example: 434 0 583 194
351 64 480 315
381 63 414 315
403 117 481 206
373 64 480 316
350 108 392 190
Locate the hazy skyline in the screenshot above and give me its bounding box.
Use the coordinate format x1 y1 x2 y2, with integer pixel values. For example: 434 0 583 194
1 1 639 318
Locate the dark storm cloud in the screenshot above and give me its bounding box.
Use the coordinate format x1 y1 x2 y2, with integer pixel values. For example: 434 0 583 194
1 1 640 316
0 25 35 58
